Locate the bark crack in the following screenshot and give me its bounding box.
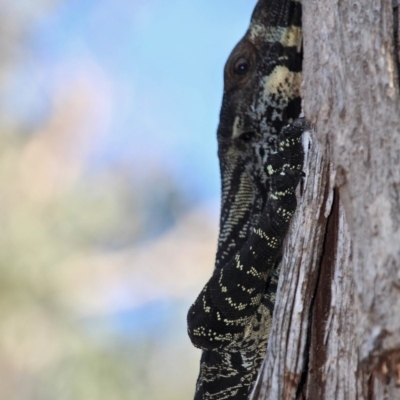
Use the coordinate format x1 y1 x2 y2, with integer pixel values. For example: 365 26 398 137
296 186 338 399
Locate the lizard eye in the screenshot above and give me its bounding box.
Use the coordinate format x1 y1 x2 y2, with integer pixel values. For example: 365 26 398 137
233 57 249 75
239 131 255 142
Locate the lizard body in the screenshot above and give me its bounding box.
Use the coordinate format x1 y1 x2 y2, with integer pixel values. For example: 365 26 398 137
187 1 305 398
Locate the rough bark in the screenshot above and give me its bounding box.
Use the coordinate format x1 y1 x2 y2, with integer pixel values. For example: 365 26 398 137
251 0 400 399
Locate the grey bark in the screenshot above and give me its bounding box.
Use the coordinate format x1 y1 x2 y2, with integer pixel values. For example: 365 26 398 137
251 0 400 399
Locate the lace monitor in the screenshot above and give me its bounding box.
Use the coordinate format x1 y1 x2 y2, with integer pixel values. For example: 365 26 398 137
187 1 306 399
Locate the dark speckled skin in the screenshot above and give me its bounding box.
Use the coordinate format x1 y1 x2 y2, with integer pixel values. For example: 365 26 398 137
187 1 304 399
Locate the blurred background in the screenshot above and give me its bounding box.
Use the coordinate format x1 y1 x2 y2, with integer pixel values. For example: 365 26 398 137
0 0 257 399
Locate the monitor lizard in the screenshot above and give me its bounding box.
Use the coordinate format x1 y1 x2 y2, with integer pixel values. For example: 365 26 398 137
187 1 306 398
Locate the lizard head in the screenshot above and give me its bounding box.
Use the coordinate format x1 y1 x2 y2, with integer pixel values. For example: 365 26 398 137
215 0 302 267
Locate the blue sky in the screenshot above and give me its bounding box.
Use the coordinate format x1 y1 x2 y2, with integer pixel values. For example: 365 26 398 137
8 0 258 201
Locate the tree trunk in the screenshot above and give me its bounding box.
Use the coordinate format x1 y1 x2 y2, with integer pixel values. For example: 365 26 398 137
251 1 400 399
